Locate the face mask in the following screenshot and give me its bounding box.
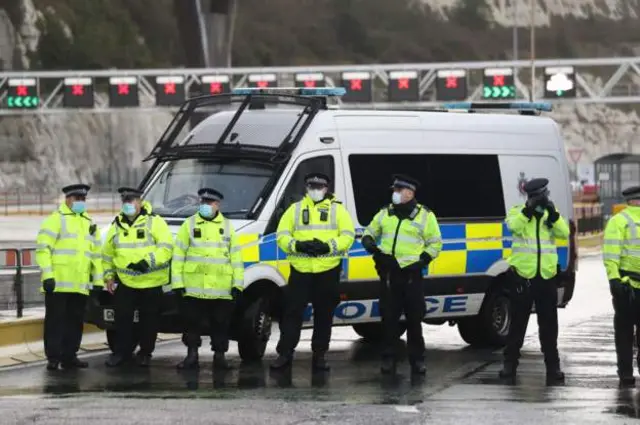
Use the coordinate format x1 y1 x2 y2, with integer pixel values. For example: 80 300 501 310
308 189 325 202
199 204 213 218
535 205 545 213
71 201 86 214
392 191 403 205
122 202 137 217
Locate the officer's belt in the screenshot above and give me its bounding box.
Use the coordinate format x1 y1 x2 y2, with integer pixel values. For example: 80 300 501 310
620 270 640 282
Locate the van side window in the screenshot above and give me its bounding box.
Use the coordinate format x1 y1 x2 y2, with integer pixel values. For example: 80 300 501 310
348 154 505 225
264 155 335 234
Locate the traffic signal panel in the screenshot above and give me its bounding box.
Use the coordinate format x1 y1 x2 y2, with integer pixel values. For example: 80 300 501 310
435 70 467 101
108 77 139 107
5 78 39 109
155 76 186 106
388 70 419 102
63 77 94 108
482 68 516 99
341 72 372 103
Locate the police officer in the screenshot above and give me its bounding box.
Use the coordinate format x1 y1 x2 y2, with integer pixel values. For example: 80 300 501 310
36 184 104 370
603 186 640 388
102 187 174 367
270 172 355 371
172 188 244 370
499 178 569 384
361 174 442 375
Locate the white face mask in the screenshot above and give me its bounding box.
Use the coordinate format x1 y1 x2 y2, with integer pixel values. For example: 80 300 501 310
392 191 403 205
308 189 325 202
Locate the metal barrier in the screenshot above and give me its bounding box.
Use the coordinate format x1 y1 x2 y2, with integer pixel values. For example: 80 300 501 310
0 189 120 216
573 202 604 235
0 247 38 318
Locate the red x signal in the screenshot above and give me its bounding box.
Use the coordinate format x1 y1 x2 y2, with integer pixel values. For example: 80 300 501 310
209 83 222 94
163 83 176 94
303 80 316 88
117 84 130 95
16 85 28 96
349 79 362 91
71 85 84 96
397 79 410 90
256 81 269 88
445 77 458 89
492 75 505 86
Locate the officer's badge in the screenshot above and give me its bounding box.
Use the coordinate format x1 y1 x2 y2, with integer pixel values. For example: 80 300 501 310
517 172 529 197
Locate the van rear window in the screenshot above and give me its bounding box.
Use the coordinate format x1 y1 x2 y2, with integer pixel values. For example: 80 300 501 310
348 154 506 224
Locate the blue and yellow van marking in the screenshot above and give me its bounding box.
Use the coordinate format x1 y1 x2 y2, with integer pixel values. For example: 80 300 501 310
239 221 569 281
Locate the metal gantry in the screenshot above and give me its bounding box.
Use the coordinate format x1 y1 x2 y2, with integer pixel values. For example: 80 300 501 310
1 56 640 115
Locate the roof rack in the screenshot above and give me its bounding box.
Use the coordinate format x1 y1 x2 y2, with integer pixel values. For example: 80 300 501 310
232 87 346 97
442 102 552 114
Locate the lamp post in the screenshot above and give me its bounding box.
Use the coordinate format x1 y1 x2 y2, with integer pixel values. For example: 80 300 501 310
529 0 536 101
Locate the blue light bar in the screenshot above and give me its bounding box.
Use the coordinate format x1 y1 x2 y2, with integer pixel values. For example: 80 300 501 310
232 87 346 96
443 102 553 112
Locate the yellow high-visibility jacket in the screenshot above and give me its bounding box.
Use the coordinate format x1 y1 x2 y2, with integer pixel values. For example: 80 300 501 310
603 205 640 288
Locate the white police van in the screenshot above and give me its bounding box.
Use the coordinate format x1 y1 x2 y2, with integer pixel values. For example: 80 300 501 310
88 88 577 361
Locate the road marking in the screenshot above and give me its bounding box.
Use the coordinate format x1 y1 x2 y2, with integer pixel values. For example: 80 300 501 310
394 405 419 413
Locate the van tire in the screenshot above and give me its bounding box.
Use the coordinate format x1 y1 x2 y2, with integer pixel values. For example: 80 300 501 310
237 297 272 363
458 289 511 348
106 328 140 353
352 322 406 342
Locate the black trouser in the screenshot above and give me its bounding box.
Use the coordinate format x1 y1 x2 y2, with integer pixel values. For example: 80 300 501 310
611 286 640 378
276 265 341 356
503 273 559 368
181 297 235 352
44 292 87 363
114 283 163 357
380 266 426 363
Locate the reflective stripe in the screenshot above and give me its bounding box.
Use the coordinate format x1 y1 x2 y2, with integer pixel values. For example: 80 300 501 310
59 215 78 240
115 241 154 249
85 252 100 259
603 252 621 261
287 239 296 253
172 254 186 262
41 266 52 273
425 237 441 245
184 256 230 265
289 251 347 259
604 239 622 246
38 229 57 239
162 284 173 293
157 242 173 250
175 240 188 251
231 261 244 269
277 230 292 238
623 248 640 256
185 287 231 297
86 235 99 245
93 273 104 280
172 276 183 282
329 239 338 255
36 244 49 250
56 281 89 291
191 241 228 248
512 247 557 254
425 246 439 257
149 252 157 268
513 236 555 246
230 246 243 253
102 254 113 262
621 211 639 239
396 255 420 264
233 279 244 287
116 263 169 276
293 201 338 232
53 249 77 256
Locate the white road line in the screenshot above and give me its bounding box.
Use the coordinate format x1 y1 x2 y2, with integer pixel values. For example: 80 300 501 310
394 405 419 413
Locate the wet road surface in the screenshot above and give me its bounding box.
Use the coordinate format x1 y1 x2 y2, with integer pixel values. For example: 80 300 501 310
1 257 638 424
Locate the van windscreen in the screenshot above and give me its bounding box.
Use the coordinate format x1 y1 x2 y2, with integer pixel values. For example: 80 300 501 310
144 159 273 218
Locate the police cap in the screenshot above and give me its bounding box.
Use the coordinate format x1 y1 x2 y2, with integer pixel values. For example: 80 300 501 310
117 187 143 200
522 178 549 196
198 187 224 202
62 184 90 197
304 172 330 187
622 186 640 201
391 174 420 192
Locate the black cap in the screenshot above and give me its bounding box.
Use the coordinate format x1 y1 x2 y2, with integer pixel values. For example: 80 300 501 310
522 178 549 196
198 187 224 202
117 187 143 200
622 186 640 201
391 174 420 191
62 184 90 197
304 172 330 186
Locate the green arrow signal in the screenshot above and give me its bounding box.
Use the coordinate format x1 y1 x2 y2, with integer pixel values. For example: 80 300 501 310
501 86 511 97
483 86 492 98
492 86 500 98
6 95 39 109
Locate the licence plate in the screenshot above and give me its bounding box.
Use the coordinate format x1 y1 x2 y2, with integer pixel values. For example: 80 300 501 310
103 309 139 323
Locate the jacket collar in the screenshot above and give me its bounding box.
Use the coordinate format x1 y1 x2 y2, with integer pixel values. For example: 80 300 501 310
303 193 333 207
195 211 223 224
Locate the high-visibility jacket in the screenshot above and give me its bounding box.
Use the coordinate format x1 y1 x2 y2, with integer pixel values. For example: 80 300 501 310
603 205 640 288
277 194 355 274
506 204 569 280
102 201 173 289
171 212 244 300
364 203 442 269
35 203 104 295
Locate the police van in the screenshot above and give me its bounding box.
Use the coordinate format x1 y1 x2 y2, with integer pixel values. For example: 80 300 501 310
87 88 577 361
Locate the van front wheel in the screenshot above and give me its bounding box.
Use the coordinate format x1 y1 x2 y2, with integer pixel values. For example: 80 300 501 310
237 297 272 363
458 290 511 348
352 322 406 342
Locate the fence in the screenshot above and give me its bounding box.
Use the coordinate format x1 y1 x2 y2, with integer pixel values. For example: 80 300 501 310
0 187 123 215
0 247 39 317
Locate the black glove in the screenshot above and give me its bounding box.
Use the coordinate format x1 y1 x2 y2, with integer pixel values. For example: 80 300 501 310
231 287 242 301
310 238 331 255
173 287 185 297
90 286 102 296
361 235 380 255
545 201 560 226
42 278 55 293
295 240 319 256
127 259 150 273
521 204 535 219
610 279 629 297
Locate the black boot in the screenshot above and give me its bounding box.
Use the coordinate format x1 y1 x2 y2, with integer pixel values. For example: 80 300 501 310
546 365 565 385
499 361 517 380
380 357 396 375
46 360 59 371
135 352 152 368
619 376 636 388
105 353 127 368
61 357 89 370
214 352 232 370
177 347 199 370
410 360 426 375
312 352 330 372
270 354 292 370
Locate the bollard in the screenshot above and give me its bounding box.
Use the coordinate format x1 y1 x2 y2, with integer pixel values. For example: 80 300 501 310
14 249 24 318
